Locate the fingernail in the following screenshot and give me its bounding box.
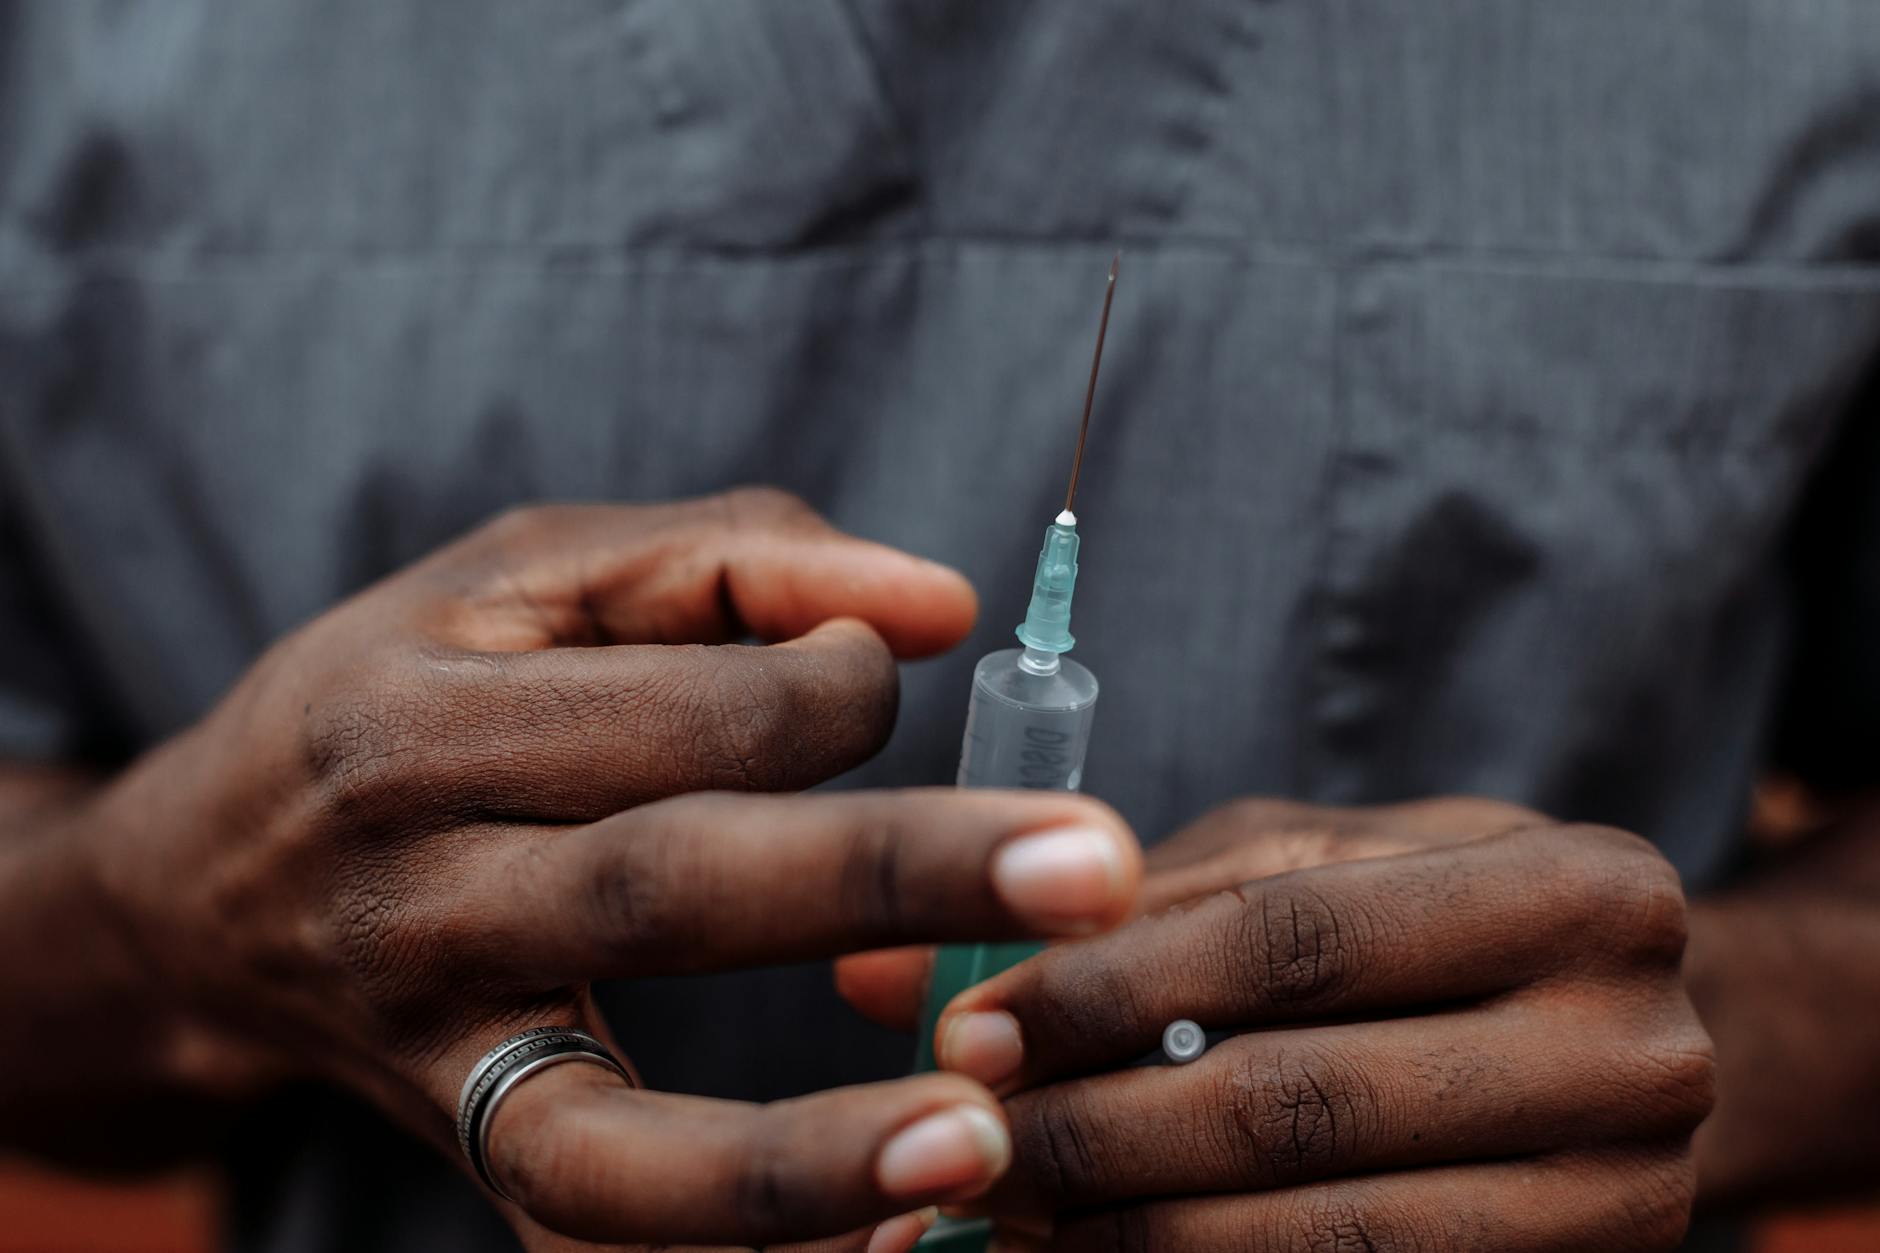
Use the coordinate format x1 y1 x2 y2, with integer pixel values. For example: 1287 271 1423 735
867 1208 940 1253
992 826 1126 931
938 1011 1024 1088
876 1105 1012 1202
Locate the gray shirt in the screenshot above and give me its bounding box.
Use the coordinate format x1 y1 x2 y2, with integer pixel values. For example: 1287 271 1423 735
3 3 1877 1249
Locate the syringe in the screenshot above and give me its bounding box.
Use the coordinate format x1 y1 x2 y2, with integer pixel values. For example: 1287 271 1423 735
911 507 1101 1070
912 255 1118 1251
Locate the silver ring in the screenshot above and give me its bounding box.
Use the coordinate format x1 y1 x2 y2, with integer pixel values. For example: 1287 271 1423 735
457 1026 630 1200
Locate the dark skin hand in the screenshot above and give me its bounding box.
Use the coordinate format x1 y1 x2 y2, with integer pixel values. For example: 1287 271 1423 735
1684 793 1880 1209
0 490 1148 1253
842 798 1719 1251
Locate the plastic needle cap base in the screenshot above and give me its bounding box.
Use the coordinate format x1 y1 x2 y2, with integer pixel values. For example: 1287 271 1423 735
1162 1020 1207 1065
1014 515 1081 653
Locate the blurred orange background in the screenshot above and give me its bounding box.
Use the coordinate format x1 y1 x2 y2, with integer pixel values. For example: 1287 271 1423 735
0 1162 1873 1253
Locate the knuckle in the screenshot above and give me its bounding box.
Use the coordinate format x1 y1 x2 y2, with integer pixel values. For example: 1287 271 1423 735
480 502 566 549
1552 822 1662 874
1625 868 1692 966
1552 825 1689 967
1090 1204 1158 1249
585 825 693 971
1244 884 1363 1009
1065 1209 1154 1253
839 623 901 704
1595 890 1689 971
1023 950 1155 1064
1229 1044 1373 1187
1631 1024 1719 1134
487 1091 586 1220
686 651 803 790
732 1157 794 1239
494 1130 555 1212
300 667 377 776
1412 794 1549 833
1617 1151 1699 1250
1010 1085 1107 1201
834 810 912 938
302 679 420 820
302 652 502 828
1215 796 1323 830
732 1112 819 1239
1292 1197 1421 1253
784 629 900 765
718 484 821 529
671 634 899 795
651 657 772 790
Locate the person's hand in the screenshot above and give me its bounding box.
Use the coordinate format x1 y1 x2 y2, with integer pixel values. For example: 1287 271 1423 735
65 490 1142 1252
907 798 1715 1250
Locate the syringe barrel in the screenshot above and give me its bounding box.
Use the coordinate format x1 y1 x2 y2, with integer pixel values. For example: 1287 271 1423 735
957 649 1099 789
913 648 1098 1078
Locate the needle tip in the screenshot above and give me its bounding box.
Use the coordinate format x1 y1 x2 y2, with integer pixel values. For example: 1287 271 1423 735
1063 253 1120 516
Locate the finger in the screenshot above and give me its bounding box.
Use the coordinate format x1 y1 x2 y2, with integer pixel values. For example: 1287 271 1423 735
985 1004 1713 1212
834 798 1527 1031
1047 1148 1698 1252
361 617 906 821
935 824 1682 1090
835 947 935 1032
475 789 1142 982
417 491 978 658
484 1064 1011 1246
1140 796 1545 912
835 799 1505 1034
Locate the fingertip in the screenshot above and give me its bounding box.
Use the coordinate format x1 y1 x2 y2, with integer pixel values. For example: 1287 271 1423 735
936 1010 1025 1091
780 616 899 708
869 554 979 659
1110 818 1146 925
988 827 1127 935
835 947 933 1032
875 1100 1012 1205
1068 797 1146 926
791 615 897 655
988 801 1143 937
910 555 978 615
866 1208 940 1253
829 541 977 658
744 535 978 658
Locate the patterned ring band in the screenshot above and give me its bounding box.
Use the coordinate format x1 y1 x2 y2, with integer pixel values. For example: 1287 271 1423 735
456 1026 631 1200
